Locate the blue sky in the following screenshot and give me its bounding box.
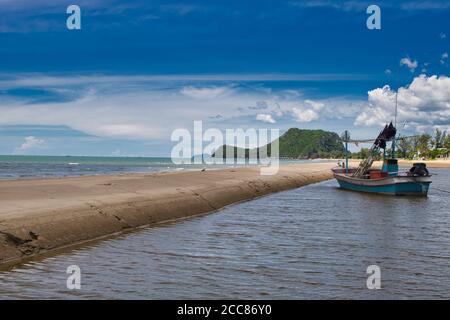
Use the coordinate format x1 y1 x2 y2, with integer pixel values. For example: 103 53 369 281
0 0 449 156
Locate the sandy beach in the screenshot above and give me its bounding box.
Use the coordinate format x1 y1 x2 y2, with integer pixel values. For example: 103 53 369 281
361 159 450 169
397 159 450 168
0 162 334 268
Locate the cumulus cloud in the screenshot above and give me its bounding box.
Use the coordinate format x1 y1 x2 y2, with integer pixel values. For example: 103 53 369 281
304 99 325 111
289 98 344 123
15 136 44 153
400 57 418 73
440 32 447 39
256 113 276 123
355 75 450 132
292 108 319 122
384 69 392 75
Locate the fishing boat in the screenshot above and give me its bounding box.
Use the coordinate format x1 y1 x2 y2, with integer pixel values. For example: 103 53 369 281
332 121 432 196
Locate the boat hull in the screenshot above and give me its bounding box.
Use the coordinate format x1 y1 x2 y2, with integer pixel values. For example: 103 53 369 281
334 173 431 196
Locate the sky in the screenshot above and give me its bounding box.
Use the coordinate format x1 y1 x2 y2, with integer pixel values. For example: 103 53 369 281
0 0 449 156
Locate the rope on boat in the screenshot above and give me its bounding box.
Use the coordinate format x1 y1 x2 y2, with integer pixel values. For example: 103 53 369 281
339 135 422 144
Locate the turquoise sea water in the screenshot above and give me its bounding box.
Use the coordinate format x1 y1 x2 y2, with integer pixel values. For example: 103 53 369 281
0 155 331 179
0 155 211 179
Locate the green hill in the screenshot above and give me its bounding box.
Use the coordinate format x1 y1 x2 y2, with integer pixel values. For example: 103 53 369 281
212 128 345 159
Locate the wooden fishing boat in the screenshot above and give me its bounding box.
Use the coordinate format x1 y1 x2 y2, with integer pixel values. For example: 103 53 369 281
333 122 432 196
333 164 432 196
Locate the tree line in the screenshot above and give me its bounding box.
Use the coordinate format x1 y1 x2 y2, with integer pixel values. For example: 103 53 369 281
351 129 450 160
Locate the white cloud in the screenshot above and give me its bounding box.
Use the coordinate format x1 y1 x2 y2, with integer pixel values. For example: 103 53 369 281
4 73 445 143
281 89 302 99
0 75 293 140
256 113 276 123
304 99 325 111
355 75 450 132
384 69 392 75
180 86 232 99
0 74 369 141
0 73 370 90
16 136 44 153
285 97 364 123
440 32 447 39
400 57 418 73
288 98 348 123
291 108 319 122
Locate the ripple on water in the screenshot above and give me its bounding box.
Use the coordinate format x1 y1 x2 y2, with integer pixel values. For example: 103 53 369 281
0 168 450 299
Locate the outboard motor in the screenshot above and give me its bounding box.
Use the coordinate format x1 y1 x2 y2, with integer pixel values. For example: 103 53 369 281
408 163 429 177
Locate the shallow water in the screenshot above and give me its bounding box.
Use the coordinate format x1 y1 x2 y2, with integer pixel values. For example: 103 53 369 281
0 155 324 179
0 168 449 299
0 155 200 179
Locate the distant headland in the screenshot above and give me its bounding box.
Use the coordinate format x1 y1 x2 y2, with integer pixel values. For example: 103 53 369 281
212 128 345 159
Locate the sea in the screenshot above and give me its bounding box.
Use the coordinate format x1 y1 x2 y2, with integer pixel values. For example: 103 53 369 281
0 155 320 180
0 155 191 179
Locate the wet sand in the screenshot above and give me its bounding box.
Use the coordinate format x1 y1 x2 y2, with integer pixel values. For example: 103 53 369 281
0 163 334 268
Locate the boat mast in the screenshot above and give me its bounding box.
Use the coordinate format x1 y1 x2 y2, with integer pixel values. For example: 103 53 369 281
394 91 398 128
392 91 398 159
344 130 349 174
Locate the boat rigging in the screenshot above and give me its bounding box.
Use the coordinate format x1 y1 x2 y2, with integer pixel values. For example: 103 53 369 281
332 91 432 196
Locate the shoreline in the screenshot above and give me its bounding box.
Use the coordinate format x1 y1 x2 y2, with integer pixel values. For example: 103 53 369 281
364 159 450 169
0 158 337 182
0 162 334 269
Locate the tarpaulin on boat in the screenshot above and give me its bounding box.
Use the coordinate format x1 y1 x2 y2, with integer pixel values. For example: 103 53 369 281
374 122 396 149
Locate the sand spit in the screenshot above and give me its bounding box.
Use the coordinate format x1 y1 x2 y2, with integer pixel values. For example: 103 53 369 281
0 163 335 268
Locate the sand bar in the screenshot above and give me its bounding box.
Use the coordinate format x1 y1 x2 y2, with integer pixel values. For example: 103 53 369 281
0 162 336 268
